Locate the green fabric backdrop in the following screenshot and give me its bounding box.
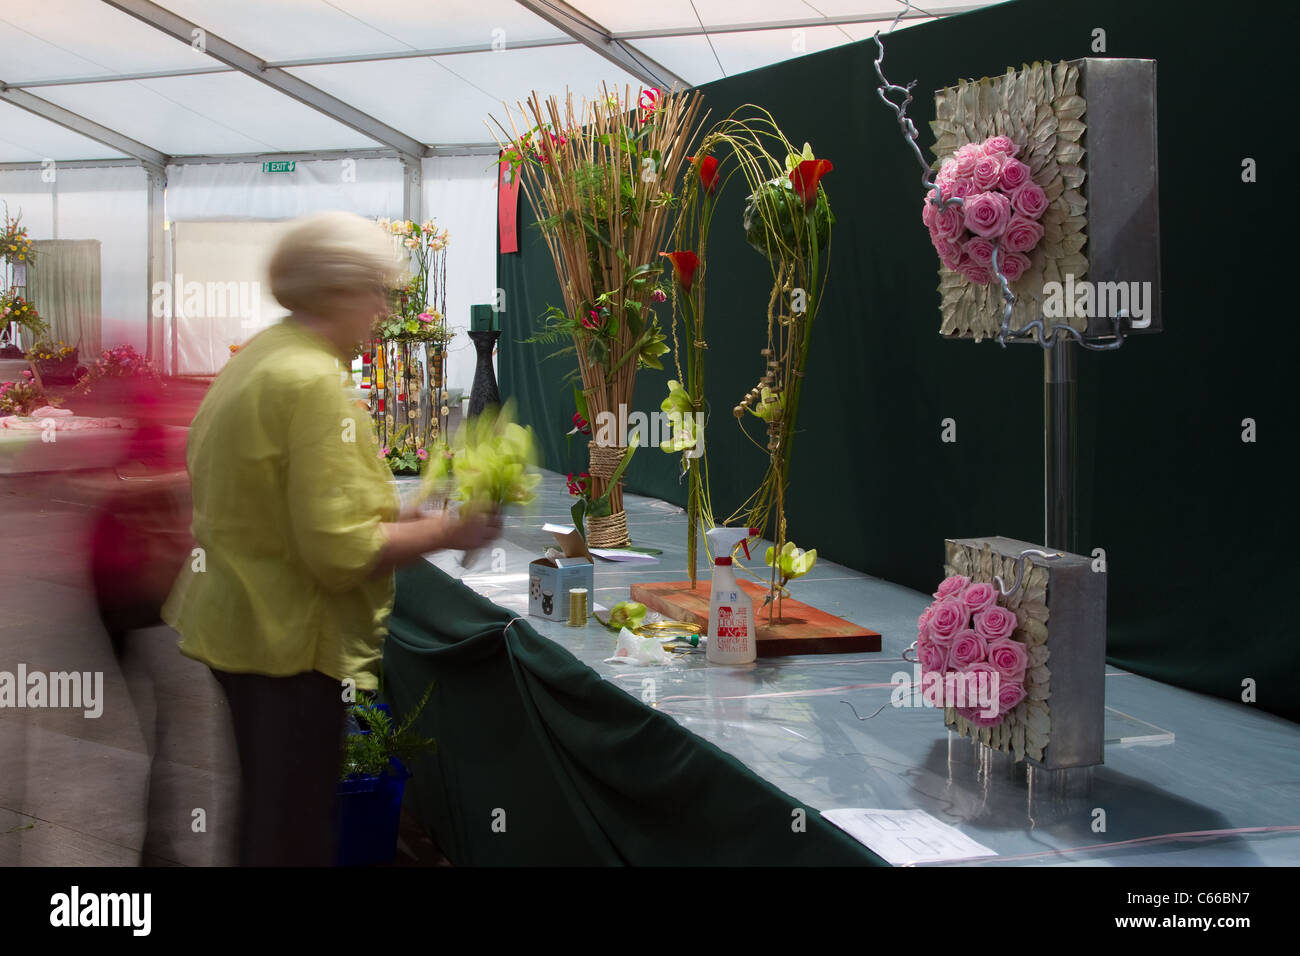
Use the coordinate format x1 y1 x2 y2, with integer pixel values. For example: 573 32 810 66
498 0 1298 723
383 561 884 865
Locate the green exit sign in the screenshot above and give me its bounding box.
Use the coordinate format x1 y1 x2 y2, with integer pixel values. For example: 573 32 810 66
262 160 296 173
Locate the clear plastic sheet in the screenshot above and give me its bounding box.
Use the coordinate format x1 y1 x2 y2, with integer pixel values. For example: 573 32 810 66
427 473 1300 865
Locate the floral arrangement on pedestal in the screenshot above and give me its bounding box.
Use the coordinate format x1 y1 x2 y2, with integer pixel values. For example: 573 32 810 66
379 423 429 476
661 108 833 612
1 204 43 347
26 339 79 383
922 540 1053 762
367 217 454 456
493 85 705 547
73 344 162 395
376 218 452 347
0 369 57 416
929 62 1088 340
1 292 45 341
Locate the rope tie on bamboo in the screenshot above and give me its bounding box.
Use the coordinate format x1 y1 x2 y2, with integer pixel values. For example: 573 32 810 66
693 340 708 348
586 510 629 548
587 441 625 480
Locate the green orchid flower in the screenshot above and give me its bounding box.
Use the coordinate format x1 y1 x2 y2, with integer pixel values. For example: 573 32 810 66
749 386 784 422
607 600 647 631
659 410 698 453
765 540 818 579
660 379 693 415
449 401 540 512
783 142 817 173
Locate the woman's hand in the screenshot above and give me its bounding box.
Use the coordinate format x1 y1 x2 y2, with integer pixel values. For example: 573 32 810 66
374 508 503 572
433 509 503 552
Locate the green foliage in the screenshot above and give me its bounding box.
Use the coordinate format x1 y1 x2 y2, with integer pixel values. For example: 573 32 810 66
341 682 437 780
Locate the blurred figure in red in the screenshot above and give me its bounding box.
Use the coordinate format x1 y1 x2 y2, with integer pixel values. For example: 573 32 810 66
85 374 196 864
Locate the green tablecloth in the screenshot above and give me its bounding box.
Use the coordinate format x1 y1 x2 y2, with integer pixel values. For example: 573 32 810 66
382 560 884 866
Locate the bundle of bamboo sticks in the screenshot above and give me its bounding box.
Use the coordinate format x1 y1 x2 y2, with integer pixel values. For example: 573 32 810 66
494 86 705 534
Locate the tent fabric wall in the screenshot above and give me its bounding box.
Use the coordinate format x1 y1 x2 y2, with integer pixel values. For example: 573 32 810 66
420 156 499 398
169 220 294 375
27 239 102 356
162 155 497 390
498 0 1299 723
165 157 403 222
1 165 147 354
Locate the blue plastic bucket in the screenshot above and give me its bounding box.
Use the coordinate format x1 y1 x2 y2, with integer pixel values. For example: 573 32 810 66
336 757 411 867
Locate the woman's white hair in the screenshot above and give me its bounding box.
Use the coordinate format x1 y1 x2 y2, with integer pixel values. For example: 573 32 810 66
268 211 407 315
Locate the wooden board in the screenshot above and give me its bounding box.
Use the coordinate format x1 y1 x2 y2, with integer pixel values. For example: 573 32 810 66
630 580 882 656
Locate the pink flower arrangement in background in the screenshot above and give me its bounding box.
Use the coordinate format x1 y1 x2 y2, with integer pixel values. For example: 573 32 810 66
924 135 1049 286
915 573 1030 727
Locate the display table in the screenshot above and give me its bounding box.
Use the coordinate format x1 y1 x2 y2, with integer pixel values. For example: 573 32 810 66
384 472 1300 866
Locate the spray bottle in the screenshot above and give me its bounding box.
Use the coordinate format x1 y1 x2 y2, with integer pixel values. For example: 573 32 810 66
704 526 760 664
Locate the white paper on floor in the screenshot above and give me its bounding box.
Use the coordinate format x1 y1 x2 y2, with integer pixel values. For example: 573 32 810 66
820 808 997 866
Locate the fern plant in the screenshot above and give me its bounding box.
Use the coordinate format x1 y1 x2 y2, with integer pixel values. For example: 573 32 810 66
341 682 437 780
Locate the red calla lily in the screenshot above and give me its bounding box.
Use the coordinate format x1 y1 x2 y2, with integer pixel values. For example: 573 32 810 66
660 251 701 292
789 158 833 208
689 155 720 195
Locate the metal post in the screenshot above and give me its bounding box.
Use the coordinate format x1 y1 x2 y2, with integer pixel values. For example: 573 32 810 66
145 165 167 364
1044 335 1077 552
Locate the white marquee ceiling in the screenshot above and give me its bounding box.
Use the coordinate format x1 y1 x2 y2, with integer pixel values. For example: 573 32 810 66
0 0 1008 164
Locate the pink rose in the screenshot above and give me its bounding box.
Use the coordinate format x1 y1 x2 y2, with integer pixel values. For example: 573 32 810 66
1002 215 1044 254
952 143 982 180
959 259 993 285
972 154 1004 192
999 158 1032 192
997 680 1027 715
928 598 968 644
998 250 1031 282
933 574 969 600
918 605 935 630
938 179 973 202
931 204 965 241
982 135 1019 158
1011 182 1049 220
934 239 963 270
936 159 957 184
921 198 937 231
962 236 995 266
949 629 988 668
917 637 949 674
974 605 1019 641
986 637 1029 683
962 190 1012 239
958 661 1001 714
961 581 998 616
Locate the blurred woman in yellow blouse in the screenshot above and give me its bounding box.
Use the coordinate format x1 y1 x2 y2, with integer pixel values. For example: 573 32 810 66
163 211 499 866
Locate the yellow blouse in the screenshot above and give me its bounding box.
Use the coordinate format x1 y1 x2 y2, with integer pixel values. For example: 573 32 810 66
163 319 399 691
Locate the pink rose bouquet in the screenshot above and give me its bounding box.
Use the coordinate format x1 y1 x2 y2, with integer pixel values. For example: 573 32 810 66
913 572 1032 726
922 134 1048 286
